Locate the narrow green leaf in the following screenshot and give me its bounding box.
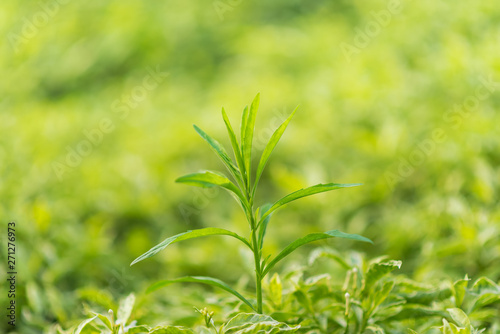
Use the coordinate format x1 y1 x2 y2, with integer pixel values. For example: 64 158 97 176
241 105 249 144
260 183 362 224
258 203 273 251
131 228 251 266
242 93 260 187
222 108 247 184
147 276 256 312
262 230 372 277
253 106 298 195
176 171 246 205
193 125 242 184
74 316 97 334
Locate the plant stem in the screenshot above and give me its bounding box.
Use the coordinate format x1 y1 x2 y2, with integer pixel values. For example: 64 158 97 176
250 215 263 313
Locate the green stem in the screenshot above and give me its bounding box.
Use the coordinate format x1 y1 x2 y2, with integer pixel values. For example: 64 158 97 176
250 216 263 313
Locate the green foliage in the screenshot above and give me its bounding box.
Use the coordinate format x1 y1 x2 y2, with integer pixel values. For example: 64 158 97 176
4 1 500 332
131 94 370 314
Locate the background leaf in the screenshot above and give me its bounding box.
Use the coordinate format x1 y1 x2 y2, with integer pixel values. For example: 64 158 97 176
117 293 135 326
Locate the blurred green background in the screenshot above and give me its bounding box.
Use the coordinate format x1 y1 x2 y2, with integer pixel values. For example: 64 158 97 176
1 0 499 332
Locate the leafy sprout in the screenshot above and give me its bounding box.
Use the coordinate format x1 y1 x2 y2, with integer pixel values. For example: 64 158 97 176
131 93 372 314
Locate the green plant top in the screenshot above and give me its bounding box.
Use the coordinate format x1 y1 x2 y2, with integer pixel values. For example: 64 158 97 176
131 93 372 314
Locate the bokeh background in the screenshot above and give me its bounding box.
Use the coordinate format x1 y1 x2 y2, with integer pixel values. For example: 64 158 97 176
1 0 499 332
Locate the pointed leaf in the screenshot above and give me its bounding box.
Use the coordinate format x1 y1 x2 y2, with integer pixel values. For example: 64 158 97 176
74 316 97 334
146 276 256 312
262 230 372 277
131 228 251 266
447 308 470 328
241 93 260 187
176 171 245 203
260 183 362 224
258 203 273 250
193 125 242 183
241 105 249 144
91 312 112 330
453 276 470 308
253 106 297 194
222 108 247 184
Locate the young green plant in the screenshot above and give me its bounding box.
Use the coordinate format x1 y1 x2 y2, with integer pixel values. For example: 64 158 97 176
130 93 372 314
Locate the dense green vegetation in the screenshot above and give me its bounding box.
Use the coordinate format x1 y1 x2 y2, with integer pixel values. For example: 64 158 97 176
1 0 499 333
